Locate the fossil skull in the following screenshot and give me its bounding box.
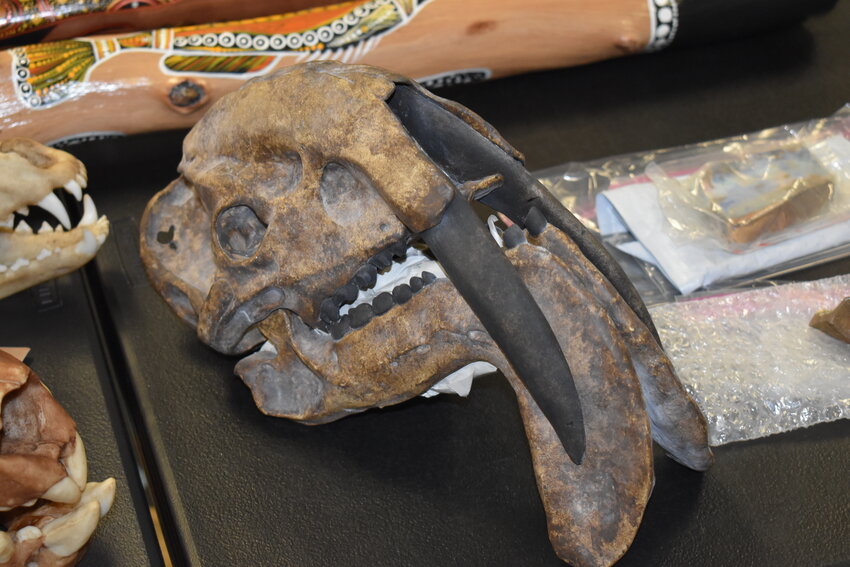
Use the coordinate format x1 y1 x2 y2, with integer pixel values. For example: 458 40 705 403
140 62 713 567
0 138 108 300
0 350 115 567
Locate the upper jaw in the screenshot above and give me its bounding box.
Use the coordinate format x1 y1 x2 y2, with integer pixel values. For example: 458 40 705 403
212 240 448 356
312 239 447 339
0 178 108 299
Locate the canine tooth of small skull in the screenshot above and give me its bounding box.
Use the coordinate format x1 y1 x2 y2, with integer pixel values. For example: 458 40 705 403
41 475 82 504
22 499 36 507
10 258 29 271
75 229 97 256
79 478 116 517
38 221 54 234
0 530 12 562
0 215 13 229
64 179 83 201
65 433 88 491
36 248 52 260
76 173 87 189
80 194 98 226
42 499 100 557
15 526 43 542
15 220 33 234
37 192 71 229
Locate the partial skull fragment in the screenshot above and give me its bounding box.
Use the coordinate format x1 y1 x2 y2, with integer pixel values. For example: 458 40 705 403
0 139 108 300
0 350 115 567
810 297 850 343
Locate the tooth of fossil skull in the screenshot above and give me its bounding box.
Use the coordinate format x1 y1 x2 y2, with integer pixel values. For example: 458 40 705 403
16 206 29 216
42 499 100 557
0 531 12 562
10 258 29 271
79 478 116 517
64 179 83 201
41 476 82 504
36 192 71 229
392 283 413 304
80 195 99 226
14 220 33 234
0 215 13 229
38 221 54 233
15 526 42 542
74 229 98 256
0 264 7 273
65 433 88 491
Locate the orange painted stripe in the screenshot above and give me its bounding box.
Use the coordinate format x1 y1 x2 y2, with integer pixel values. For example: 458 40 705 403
172 1 364 37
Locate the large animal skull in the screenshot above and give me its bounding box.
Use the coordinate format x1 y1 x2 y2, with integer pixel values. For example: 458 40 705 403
140 62 712 567
0 139 108 300
0 350 115 567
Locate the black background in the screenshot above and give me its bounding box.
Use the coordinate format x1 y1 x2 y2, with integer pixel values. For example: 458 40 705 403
2 3 849 566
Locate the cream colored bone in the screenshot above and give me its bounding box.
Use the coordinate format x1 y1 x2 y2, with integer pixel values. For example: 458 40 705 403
1 351 116 567
0 138 109 299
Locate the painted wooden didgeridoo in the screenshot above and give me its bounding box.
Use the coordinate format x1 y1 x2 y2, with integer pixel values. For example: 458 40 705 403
0 0 837 145
0 0 333 47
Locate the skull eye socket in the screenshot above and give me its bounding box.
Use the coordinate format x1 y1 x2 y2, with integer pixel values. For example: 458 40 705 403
216 205 267 258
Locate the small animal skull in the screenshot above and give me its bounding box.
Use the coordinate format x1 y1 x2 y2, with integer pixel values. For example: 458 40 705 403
0 138 108 300
0 350 115 567
141 62 712 567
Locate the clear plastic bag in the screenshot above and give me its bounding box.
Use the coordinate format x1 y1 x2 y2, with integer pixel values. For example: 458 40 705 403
647 128 850 253
649 275 850 445
537 105 850 296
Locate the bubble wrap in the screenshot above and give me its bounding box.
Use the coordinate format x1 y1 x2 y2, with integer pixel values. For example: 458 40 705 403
649 275 850 445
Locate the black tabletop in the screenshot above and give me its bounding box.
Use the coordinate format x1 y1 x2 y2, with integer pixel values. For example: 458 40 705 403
3 3 850 566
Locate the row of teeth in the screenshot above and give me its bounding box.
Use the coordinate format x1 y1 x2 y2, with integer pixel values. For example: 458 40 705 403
0 177 104 275
0 175 93 234
318 244 447 340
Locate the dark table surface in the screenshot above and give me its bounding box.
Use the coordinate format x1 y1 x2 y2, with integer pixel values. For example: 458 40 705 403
2 3 849 566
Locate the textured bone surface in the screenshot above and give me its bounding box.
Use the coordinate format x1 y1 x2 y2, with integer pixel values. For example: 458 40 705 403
0 351 115 567
0 138 108 300
140 61 711 567
810 297 850 343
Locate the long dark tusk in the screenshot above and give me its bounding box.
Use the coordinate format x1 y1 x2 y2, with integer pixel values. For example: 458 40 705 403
387 84 660 343
421 194 586 465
